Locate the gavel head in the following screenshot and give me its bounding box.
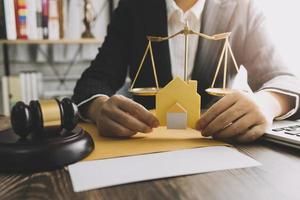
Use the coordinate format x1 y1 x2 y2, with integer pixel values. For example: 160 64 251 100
10 98 78 138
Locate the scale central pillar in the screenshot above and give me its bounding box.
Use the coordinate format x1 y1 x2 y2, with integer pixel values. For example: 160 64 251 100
183 22 190 82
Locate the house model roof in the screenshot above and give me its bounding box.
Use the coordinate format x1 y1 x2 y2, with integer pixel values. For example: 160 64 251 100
160 77 198 93
168 103 187 113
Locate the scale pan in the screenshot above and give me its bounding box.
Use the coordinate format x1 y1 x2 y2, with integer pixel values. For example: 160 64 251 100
206 88 236 96
128 87 160 96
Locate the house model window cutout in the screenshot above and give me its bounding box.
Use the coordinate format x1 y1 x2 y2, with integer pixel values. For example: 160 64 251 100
167 103 187 129
156 77 201 129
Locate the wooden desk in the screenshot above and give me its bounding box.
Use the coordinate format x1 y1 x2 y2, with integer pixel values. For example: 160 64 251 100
0 120 299 200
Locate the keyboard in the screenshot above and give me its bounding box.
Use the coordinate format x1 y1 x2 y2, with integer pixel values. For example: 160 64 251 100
264 120 300 149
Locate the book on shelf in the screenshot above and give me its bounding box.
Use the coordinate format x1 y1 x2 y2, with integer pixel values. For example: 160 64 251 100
48 0 59 39
3 0 17 40
8 75 22 108
20 71 42 104
42 0 49 39
15 0 28 39
36 0 44 39
14 0 20 39
57 0 64 39
0 0 7 39
1 76 10 116
1 72 43 116
1 75 19 116
27 0 38 39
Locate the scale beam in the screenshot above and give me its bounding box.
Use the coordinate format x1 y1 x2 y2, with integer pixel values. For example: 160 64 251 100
129 22 240 97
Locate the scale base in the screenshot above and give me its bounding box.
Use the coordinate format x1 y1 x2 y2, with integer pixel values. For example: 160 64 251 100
0 127 94 173
129 87 160 96
206 88 237 96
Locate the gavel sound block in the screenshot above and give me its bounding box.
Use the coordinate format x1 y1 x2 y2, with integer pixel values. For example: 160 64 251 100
0 99 94 173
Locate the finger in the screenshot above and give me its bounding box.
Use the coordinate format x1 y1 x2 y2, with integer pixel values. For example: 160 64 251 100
212 112 258 139
99 116 137 138
234 125 265 143
201 101 251 137
106 106 152 133
116 97 159 127
196 93 238 131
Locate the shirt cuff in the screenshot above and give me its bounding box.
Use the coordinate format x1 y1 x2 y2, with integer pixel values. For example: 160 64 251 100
258 88 299 120
77 94 109 122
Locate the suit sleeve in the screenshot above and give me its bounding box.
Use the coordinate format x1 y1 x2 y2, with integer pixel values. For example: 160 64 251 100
241 0 300 119
72 0 132 105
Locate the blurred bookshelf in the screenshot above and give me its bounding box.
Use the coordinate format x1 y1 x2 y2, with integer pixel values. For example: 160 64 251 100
1 38 103 116
0 0 114 115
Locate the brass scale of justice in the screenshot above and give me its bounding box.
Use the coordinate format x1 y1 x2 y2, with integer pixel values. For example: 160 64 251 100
129 22 240 97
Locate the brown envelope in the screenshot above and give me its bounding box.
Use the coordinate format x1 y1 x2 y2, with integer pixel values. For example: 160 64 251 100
79 123 229 161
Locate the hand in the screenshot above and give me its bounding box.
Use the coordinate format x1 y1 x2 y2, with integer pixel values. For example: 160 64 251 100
87 95 159 138
196 91 286 143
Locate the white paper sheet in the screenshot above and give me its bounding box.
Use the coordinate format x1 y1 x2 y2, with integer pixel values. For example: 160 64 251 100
69 146 261 192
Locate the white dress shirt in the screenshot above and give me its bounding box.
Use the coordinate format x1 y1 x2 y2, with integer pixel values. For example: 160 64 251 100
166 0 206 79
78 0 297 120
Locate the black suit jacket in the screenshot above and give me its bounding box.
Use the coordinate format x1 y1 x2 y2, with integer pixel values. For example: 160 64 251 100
73 0 300 118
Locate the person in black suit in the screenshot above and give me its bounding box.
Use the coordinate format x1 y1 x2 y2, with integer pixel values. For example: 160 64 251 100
73 0 300 142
